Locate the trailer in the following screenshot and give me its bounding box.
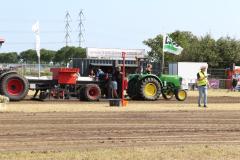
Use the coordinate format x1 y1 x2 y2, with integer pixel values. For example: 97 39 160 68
27 68 101 101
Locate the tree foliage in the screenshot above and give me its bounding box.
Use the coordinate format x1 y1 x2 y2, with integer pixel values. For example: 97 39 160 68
0 52 18 63
54 46 86 65
40 49 56 64
0 46 86 65
144 31 240 68
19 49 38 63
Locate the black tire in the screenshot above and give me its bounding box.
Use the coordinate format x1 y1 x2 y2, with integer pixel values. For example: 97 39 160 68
138 77 161 101
162 83 175 100
127 79 140 100
84 84 101 101
0 73 29 101
175 89 187 101
162 90 174 100
79 86 86 100
39 91 49 100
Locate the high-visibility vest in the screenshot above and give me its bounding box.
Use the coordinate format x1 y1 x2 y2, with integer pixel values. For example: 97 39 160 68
197 71 208 86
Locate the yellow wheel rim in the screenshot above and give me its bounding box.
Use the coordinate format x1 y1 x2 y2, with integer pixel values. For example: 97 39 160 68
178 90 186 100
144 83 157 97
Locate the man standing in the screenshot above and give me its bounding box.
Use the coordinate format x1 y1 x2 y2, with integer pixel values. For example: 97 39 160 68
197 66 208 107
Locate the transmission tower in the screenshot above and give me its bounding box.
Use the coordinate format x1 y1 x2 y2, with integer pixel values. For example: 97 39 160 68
78 10 85 47
65 11 71 46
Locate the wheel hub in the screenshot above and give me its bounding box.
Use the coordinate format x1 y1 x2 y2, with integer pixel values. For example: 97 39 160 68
178 90 186 100
144 83 157 97
7 79 24 95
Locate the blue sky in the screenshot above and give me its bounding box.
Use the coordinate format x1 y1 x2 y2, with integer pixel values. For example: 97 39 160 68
0 0 239 53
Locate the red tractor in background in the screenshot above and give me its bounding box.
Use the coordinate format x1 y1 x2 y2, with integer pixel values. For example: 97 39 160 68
0 37 30 101
0 67 101 101
0 68 29 101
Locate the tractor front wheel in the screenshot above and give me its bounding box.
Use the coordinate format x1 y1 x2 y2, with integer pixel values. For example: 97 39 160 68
162 90 174 100
175 89 187 101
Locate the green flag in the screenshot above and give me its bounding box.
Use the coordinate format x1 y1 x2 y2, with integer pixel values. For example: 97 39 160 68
163 35 183 55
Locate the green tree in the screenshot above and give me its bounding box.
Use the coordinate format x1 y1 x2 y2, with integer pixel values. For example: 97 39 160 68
19 49 38 63
198 34 220 67
143 31 228 68
143 31 196 63
53 46 86 64
40 49 56 64
0 52 19 63
53 46 71 64
216 37 240 67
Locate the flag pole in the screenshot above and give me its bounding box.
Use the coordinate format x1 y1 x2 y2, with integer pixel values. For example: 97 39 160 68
38 52 40 78
32 21 41 78
162 35 165 74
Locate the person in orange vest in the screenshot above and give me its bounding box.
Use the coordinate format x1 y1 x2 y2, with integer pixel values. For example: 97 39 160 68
197 66 209 107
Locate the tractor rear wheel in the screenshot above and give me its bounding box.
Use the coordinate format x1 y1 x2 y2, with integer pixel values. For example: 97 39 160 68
0 73 29 101
127 79 139 100
139 77 161 100
83 84 101 101
175 89 187 101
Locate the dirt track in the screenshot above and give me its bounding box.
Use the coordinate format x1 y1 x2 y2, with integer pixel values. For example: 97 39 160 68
11 95 240 104
0 110 240 151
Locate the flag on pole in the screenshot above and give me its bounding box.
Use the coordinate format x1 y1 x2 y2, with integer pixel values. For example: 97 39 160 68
32 21 40 58
32 21 39 34
163 35 183 55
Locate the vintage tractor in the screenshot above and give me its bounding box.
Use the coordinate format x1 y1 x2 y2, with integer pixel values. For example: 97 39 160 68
127 73 187 101
0 37 29 101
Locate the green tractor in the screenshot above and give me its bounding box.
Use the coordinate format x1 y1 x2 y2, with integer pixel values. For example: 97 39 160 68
127 73 187 101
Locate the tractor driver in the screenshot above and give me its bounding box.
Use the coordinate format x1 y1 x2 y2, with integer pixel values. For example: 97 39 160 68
145 64 152 74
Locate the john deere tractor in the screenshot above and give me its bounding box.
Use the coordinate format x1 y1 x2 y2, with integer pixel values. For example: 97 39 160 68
127 73 187 101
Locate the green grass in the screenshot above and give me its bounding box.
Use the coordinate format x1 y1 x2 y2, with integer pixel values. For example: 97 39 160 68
0 145 240 160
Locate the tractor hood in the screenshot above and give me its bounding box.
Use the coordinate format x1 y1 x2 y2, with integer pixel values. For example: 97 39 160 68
159 74 182 88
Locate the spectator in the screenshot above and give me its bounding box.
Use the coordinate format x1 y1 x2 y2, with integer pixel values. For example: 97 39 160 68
232 75 238 91
88 69 96 78
111 67 122 98
197 66 208 108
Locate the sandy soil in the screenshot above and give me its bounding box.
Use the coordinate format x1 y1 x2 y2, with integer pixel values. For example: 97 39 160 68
0 110 239 152
0 90 239 153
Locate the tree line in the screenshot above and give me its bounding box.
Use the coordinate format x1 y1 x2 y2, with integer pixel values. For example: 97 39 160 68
0 46 86 65
144 31 240 68
1 30 240 68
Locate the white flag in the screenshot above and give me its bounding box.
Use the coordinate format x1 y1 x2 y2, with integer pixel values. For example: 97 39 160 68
163 35 183 55
32 21 40 58
32 21 39 34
